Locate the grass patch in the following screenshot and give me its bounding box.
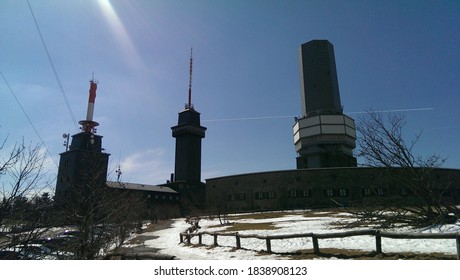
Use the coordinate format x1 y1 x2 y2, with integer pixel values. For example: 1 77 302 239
288 248 457 260
209 222 277 232
222 209 350 221
125 235 158 245
226 212 294 221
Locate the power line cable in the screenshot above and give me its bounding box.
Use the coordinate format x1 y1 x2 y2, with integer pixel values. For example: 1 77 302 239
27 0 78 130
0 70 59 169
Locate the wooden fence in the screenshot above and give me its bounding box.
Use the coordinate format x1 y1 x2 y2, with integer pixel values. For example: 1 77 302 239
180 229 460 259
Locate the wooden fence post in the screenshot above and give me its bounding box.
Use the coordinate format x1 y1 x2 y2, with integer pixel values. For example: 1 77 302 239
375 230 382 254
312 235 320 254
456 234 460 260
266 237 272 253
236 233 241 249
213 234 218 246
186 234 191 245
198 233 203 245
180 233 183 243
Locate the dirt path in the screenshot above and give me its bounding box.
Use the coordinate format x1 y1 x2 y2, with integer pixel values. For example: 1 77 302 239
104 220 176 259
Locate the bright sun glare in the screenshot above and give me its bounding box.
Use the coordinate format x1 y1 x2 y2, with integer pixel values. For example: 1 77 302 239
97 0 144 70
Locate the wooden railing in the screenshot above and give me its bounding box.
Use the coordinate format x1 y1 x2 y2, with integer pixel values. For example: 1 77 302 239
180 229 460 259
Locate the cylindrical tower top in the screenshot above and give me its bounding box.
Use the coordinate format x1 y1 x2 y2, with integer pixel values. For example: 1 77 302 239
79 79 99 133
298 40 342 117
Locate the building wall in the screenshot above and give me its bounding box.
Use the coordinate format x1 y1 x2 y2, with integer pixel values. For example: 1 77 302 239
205 167 460 213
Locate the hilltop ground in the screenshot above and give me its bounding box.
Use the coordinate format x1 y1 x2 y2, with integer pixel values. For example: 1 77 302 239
115 210 459 260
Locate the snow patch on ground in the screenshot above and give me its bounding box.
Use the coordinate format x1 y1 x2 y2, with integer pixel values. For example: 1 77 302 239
136 211 460 260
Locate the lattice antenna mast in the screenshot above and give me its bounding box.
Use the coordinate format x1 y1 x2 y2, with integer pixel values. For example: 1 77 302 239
186 48 194 109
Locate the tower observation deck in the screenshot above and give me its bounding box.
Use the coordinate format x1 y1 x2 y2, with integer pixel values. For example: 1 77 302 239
293 40 357 168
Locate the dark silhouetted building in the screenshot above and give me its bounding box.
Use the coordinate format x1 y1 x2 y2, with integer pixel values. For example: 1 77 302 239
171 105 206 183
55 80 110 204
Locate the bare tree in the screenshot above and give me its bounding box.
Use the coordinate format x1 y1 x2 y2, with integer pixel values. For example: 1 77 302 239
0 136 52 254
356 110 443 168
346 110 458 228
55 152 146 259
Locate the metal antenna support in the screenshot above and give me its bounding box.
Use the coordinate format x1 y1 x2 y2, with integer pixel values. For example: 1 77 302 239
62 133 70 151
187 48 194 109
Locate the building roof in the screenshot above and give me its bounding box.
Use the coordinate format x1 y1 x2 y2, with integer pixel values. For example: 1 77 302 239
106 181 178 194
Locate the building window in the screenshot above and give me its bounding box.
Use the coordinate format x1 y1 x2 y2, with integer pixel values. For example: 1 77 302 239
325 189 334 197
339 189 348 197
362 188 372 196
255 192 276 200
234 193 246 201
377 188 387 196
400 188 408 196
227 193 247 201
289 189 311 198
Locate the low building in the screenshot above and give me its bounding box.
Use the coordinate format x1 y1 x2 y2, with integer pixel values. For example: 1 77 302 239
106 181 181 219
206 167 460 213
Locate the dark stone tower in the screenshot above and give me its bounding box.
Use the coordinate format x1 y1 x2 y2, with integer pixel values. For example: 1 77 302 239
171 107 206 183
171 50 207 183
293 40 357 168
55 80 110 203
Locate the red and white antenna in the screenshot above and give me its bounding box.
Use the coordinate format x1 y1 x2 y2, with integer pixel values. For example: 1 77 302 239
79 78 100 133
186 48 194 109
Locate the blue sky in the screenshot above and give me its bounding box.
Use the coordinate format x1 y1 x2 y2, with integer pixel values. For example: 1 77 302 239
1 0 459 188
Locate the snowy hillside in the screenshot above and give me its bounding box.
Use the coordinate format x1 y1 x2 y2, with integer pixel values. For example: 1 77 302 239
123 210 460 260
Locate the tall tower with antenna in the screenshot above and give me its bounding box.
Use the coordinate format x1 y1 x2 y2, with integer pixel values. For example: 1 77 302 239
55 79 110 203
293 40 357 168
171 49 207 183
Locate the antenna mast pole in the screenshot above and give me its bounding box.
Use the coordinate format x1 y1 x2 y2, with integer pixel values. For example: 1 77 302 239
79 78 100 133
187 48 193 109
